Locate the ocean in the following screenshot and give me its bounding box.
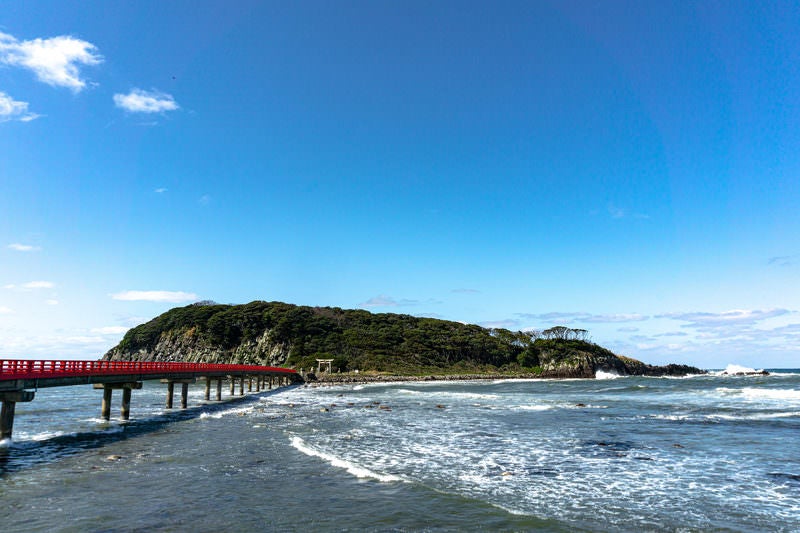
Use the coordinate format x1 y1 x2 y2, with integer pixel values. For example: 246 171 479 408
1 367 798 532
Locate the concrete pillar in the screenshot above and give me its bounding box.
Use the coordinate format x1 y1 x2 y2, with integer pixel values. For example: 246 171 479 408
1 401 16 440
101 387 113 420
166 381 175 409
216 378 222 401
248 377 253 392
256 376 261 392
230 377 235 396
121 388 132 420
181 383 189 409
269 376 273 390
204 378 211 401
239 377 244 396
0 391 35 440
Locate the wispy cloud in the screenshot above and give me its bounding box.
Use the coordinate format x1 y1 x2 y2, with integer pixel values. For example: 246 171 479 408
199 194 211 206
22 280 55 289
45 299 58 305
0 31 102 91
361 295 409 307
657 308 791 328
0 92 40 122
154 187 168 193
90 326 129 335
452 288 481 294
0 306 12 314
4 280 56 290
518 311 649 324
111 290 198 303
114 88 179 113
479 319 522 329
606 203 650 220
768 255 798 267
7 242 41 252
359 294 437 308
414 312 444 319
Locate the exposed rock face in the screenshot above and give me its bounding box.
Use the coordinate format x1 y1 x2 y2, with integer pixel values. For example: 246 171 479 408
536 348 703 378
104 328 294 367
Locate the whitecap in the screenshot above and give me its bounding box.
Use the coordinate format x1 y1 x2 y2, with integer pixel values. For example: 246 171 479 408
740 388 800 402
515 405 554 411
595 370 624 380
714 364 765 376
289 436 402 483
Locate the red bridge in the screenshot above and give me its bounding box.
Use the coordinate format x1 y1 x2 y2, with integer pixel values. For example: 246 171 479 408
0 359 301 440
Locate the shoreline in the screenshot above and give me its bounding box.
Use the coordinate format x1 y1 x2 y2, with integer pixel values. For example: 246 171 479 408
311 372 563 384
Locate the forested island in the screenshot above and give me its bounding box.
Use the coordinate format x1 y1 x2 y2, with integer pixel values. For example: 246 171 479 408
103 300 703 379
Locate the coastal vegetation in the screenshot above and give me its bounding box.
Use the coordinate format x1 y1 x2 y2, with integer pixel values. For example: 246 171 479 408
105 300 702 378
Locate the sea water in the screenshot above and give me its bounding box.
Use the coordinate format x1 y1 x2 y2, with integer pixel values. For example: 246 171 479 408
1 368 798 531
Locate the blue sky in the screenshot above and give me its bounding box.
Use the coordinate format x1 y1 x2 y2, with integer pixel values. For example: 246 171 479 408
1 0 798 368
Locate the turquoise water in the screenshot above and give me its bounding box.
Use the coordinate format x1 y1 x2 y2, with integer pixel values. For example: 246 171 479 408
1 370 799 531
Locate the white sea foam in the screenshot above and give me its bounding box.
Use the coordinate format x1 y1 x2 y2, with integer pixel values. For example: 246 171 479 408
595 370 624 380
709 411 800 421
740 388 800 401
716 387 800 402
199 405 253 419
714 364 765 376
289 436 401 482
396 389 499 400
515 405 554 411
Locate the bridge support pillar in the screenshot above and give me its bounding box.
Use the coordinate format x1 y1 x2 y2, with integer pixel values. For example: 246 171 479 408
0 390 35 440
239 377 244 396
230 377 235 396
256 376 261 392
101 387 113 420
165 381 175 409
93 383 141 420
161 379 194 409
121 388 132 420
204 378 211 401
216 378 222 401
248 377 252 392
269 376 273 390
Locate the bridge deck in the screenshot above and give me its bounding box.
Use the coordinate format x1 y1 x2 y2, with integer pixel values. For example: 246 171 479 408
0 359 298 391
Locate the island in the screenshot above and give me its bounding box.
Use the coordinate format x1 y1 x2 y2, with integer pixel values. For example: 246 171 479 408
103 300 704 379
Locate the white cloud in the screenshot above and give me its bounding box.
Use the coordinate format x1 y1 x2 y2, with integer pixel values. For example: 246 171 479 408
0 31 102 91
0 306 12 314
90 326 129 335
658 308 791 328
114 88 179 113
359 294 433 308
452 288 481 294
45 299 58 305
0 92 40 122
22 280 55 289
111 290 198 303
518 311 649 324
155 187 168 193
480 319 522 330
7 242 41 251
361 294 402 307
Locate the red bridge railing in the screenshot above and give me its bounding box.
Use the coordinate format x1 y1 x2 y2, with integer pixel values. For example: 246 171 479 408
0 360 297 381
